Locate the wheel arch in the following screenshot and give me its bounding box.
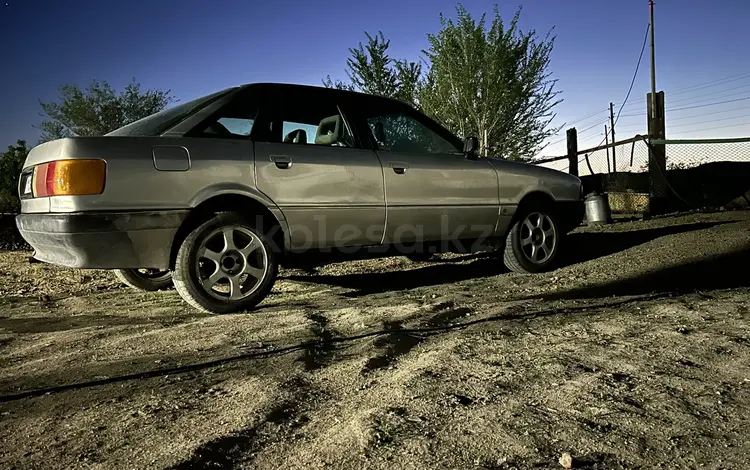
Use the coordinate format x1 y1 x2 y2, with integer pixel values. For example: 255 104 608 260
169 191 288 270
515 190 556 218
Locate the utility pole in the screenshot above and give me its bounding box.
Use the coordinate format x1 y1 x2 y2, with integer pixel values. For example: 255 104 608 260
650 0 657 120
566 128 578 177
609 102 616 171
647 0 669 215
604 125 611 173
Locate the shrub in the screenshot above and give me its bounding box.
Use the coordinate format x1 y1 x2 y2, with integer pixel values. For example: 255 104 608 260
0 140 29 214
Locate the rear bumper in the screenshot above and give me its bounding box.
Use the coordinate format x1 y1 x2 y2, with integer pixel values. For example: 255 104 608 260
557 200 585 233
16 210 189 269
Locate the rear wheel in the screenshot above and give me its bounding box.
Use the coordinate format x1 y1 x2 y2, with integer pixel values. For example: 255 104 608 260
114 268 173 291
503 206 561 274
172 212 278 314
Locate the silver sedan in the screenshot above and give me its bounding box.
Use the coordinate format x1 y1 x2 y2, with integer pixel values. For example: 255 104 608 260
16 83 583 314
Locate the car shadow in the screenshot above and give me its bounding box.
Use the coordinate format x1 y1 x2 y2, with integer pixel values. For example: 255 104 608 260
282 221 730 296
0 299 313 337
556 221 732 267
528 243 750 301
0 294 656 404
0 314 160 335
288 256 503 297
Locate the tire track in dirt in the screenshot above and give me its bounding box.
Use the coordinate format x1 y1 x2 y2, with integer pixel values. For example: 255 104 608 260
167 375 327 469
165 305 345 468
361 300 475 375
361 320 425 374
298 309 340 371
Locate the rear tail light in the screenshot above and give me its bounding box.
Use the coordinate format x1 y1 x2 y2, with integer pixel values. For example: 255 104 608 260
32 159 106 197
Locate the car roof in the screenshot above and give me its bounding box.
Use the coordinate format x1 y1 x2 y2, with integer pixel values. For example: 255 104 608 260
234 82 409 108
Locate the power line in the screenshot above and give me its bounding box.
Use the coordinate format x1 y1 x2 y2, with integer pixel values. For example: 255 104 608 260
617 111 646 118
669 71 750 97
578 133 606 145
617 100 647 112
542 132 599 153
667 113 750 129
615 72 750 111
545 115 608 148
621 95 750 118
566 108 609 127
665 82 750 106
580 23 650 162
667 96 750 112
612 22 649 128
670 121 750 134
666 105 750 121
545 135 567 148
616 122 649 131
577 118 610 136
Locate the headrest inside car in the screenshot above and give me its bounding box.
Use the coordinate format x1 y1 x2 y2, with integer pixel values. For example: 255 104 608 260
315 115 342 145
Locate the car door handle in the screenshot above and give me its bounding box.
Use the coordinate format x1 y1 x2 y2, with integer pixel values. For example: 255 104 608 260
388 161 409 174
270 155 292 169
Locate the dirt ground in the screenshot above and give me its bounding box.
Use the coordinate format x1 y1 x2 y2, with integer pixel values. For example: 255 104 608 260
1 210 749 470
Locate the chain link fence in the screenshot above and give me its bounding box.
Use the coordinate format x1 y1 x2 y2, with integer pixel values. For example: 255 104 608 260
535 137 651 175
534 135 750 214
659 137 750 169
576 138 651 175
649 137 750 211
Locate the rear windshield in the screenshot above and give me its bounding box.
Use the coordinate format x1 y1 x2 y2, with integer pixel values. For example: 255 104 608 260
106 87 236 137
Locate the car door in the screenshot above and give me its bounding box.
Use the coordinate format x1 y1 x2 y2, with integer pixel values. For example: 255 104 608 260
253 87 386 251
348 101 499 245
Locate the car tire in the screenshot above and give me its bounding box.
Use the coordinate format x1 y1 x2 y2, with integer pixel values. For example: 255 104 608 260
172 212 278 314
503 205 561 274
114 268 173 291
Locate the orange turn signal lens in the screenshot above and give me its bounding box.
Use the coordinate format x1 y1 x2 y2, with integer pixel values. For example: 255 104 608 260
32 159 106 197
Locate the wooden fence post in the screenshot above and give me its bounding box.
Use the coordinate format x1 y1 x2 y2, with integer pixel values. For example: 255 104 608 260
567 128 578 176
647 91 669 215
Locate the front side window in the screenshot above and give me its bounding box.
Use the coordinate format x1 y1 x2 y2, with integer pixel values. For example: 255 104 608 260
280 121 319 145
366 112 461 155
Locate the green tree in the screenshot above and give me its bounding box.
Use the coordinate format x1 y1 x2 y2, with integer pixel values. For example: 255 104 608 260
419 4 562 160
0 140 29 213
322 31 422 106
38 78 175 142
327 4 562 161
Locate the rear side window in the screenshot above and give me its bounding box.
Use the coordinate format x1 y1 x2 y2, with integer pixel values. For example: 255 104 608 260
191 89 259 139
106 88 234 137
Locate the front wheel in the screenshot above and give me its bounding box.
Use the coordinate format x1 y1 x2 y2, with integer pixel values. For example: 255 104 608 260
172 213 278 314
503 207 561 274
114 268 173 291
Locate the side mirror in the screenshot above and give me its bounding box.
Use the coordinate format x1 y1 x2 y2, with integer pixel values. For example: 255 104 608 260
463 136 479 159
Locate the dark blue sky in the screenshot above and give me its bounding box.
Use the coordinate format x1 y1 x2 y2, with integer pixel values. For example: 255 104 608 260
2 0 750 156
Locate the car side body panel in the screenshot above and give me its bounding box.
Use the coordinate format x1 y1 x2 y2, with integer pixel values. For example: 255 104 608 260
18 135 286 268
489 158 582 203
16 82 584 271
254 142 386 250
488 157 584 235
376 150 499 243
20 136 263 213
